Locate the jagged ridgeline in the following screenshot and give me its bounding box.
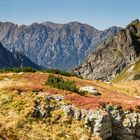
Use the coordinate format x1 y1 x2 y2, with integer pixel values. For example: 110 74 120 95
0 21 119 70
73 19 140 81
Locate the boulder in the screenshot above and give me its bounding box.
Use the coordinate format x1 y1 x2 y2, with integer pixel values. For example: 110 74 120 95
84 109 112 139
79 86 100 95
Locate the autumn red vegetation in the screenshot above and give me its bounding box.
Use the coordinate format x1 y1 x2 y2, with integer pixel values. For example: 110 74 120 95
1 72 140 111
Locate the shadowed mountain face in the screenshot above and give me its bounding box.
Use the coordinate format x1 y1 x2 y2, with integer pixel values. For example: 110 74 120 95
0 21 120 70
73 19 140 81
0 43 40 69
0 43 15 69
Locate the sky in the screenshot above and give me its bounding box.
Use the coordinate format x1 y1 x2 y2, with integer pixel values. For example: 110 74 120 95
0 0 140 30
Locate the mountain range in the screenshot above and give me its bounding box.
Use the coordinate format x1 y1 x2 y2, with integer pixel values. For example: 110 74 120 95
0 21 119 70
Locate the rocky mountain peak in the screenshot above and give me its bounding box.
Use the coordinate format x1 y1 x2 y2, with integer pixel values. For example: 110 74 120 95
41 21 65 30
73 19 140 81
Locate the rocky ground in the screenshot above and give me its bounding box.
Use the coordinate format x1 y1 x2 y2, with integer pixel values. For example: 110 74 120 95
0 72 140 140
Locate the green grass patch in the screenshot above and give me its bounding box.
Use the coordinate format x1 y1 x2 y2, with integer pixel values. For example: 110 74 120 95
133 74 140 80
112 66 129 83
133 59 140 73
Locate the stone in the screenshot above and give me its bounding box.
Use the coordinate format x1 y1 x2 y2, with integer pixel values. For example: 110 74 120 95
46 94 65 101
74 109 81 120
62 105 74 117
135 96 140 99
84 109 112 139
81 109 88 119
79 86 100 95
123 118 132 127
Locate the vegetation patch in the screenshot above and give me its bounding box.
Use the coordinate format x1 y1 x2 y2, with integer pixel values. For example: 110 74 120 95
112 58 140 83
0 88 91 139
0 67 36 73
46 74 78 92
43 68 82 78
133 73 140 80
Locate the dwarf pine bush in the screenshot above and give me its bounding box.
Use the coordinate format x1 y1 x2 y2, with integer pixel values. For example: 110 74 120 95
0 67 36 73
133 74 140 80
43 68 82 78
46 74 78 92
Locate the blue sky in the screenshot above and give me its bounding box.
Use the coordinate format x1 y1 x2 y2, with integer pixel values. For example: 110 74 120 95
0 0 139 30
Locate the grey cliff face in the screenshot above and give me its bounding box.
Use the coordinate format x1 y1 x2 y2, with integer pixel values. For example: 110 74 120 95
0 42 40 69
0 21 119 70
73 19 140 81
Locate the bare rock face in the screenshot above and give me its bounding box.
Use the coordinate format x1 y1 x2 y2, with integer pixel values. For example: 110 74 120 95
73 19 140 81
0 21 119 70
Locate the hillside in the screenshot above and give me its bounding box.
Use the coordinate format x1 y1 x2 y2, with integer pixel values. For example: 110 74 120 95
112 58 140 82
0 43 40 69
0 71 140 140
0 21 119 70
73 19 140 81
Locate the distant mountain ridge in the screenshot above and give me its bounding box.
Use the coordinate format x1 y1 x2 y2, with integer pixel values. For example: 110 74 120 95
73 19 140 81
0 21 120 70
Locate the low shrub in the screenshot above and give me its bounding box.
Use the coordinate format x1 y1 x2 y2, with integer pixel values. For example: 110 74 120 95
43 69 82 78
0 67 36 73
133 74 140 80
46 74 78 92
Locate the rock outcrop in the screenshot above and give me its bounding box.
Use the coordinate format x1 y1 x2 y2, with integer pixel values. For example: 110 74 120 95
79 86 100 95
33 93 140 140
0 21 120 70
73 19 140 81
